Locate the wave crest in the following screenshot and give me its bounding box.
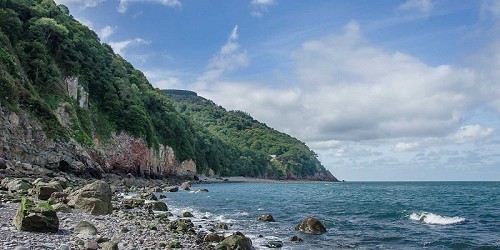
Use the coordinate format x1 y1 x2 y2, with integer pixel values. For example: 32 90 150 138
410 212 465 225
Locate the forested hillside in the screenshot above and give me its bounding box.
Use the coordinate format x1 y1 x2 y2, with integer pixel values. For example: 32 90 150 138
0 0 337 181
164 90 338 181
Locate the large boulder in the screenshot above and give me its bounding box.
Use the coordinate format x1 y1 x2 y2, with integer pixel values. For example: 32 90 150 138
34 182 62 200
294 217 327 234
215 232 255 250
13 197 59 233
67 180 112 215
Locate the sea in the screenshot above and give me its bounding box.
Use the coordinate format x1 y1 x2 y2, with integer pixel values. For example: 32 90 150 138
162 181 500 249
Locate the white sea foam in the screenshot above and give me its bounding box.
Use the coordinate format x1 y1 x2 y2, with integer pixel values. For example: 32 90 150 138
410 212 465 225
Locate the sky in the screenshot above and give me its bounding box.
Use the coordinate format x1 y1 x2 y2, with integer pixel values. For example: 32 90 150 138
54 0 500 181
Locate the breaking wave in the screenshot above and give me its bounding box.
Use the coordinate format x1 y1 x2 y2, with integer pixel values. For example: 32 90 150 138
410 212 465 225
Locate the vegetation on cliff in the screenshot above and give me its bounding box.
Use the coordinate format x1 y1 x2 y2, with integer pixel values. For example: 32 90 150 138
0 0 336 180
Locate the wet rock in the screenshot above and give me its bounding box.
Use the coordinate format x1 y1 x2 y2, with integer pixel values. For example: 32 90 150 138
266 240 283 248
169 219 194 234
67 180 113 215
257 214 275 222
164 186 178 192
294 217 327 234
182 211 194 217
74 220 98 236
159 194 167 199
13 197 59 233
214 223 229 230
196 188 209 192
290 235 303 242
144 201 168 211
215 231 255 250
180 181 191 190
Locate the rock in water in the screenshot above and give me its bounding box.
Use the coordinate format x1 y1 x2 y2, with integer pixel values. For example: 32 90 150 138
13 197 59 233
182 211 194 217
294 217 327 234
215 232 255 250
180 181 191 190
267 240 283 248
74 220 98 236
290 235 303 242
67 180 112 215
164 186 178 192
257 214 276 222
144 201 168 211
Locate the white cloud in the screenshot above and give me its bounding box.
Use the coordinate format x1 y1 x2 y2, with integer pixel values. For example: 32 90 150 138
393 142 421 152
398 0 433 14
480 0 500 19
250 0 276 17
448 125 495 143
195 25 248 88
97 26 115 41
108 38 150 55
118 0 181 13
54 0 105 9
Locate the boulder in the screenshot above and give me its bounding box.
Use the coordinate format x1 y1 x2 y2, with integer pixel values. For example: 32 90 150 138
294 217 327 234
6 179 31 192
13 197 59 233
257 214 275 222
169 219 194 234
74 220 98 236
182 211 194 217
144 201 168 211
180 181 191 190
101 241 119 250
0 157 6 169
121 198 145 208
67 180 112 215
214 223 229 230
35 182 62 200
290 235 303 242
52 203 71 212
215 232 255 250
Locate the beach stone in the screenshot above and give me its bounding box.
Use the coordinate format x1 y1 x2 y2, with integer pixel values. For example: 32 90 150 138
67 180 112 215
169 239 182 248
164 186 178 192
267 240 283 248
144 201 168 211
121 198 145 208
13 197 59 233
143 193 158 200
290 235 303 242
257 214 275 222
74 221 98 236
182 211 194 217
84 240 99 250
215 232 255 250
48 192 68 204
204 233 224 242
294 217 327 234
169 218 194 233
101 241 119 250
59 244 70 250
180 181 191 190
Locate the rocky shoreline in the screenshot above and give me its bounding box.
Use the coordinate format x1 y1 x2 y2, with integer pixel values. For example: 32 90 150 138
0 158 329 250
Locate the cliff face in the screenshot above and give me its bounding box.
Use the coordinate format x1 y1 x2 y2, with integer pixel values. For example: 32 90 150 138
0 105 196 179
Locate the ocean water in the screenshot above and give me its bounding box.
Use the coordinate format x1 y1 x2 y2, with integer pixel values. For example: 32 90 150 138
163 182 500 249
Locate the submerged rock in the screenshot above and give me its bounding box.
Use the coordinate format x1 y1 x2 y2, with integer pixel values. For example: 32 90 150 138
164 186 179 192
267 240 283 248
294 217 327 234
290 235 303 242
257 214 275 222
13 197 59 233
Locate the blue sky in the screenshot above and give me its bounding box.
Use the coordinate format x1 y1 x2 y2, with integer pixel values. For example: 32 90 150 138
55 0 500 181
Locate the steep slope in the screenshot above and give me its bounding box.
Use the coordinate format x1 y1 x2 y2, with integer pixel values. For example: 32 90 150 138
0 0 337 181
163 90 338 181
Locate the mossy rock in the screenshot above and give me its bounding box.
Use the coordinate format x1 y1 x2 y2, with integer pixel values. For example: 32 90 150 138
13 197 59 233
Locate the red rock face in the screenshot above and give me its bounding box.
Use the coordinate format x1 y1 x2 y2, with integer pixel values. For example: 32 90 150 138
0 107 196 179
